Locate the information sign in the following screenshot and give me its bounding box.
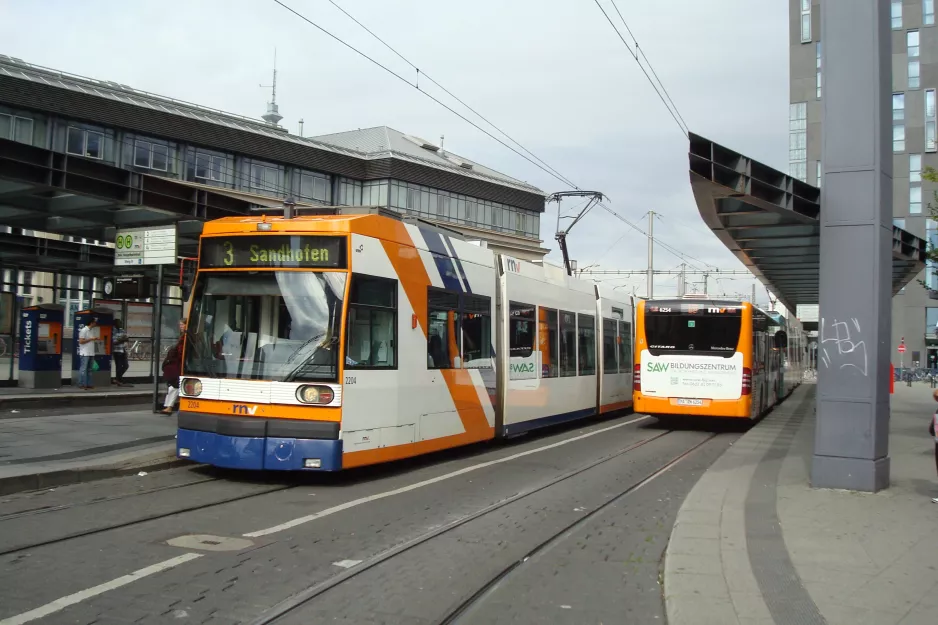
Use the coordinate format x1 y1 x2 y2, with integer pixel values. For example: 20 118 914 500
115 226 177 266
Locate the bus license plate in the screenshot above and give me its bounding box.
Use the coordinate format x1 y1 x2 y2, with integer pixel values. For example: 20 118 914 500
676 398 704 406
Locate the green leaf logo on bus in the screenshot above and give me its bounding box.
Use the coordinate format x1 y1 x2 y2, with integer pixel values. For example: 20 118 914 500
646 362 670 373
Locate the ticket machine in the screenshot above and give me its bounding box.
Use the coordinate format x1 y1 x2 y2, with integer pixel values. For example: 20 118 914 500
71 309 113 388
18 304 64 389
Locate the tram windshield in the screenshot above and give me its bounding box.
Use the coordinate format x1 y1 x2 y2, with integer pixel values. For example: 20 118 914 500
183 271 347 382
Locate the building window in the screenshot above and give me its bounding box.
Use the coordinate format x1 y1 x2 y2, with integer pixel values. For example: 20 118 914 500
928 90 937 152
895 218 907 229
909 30 921 58
133 140 169 172
345 275 396 368
816 161 822 188
929 222 938 290
193 152 225 181
801 0 812 42
910 61 921 89
895 124 906 152
789 102 807 181
337 177 363 206
362 180 389 207
250 163 279 192
927 308 938 335
911 185 923 214
297 171 331 203
21 271 32 296
539 307 559 378
893 0 903 29
577 314 596 376
816 42 822 99
894 93 906 121
0 113 33 144
66 127 104 159
927 0 936 26
911 154 923 182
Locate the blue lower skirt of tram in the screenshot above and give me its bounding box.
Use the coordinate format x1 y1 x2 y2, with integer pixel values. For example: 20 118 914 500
176 429 343 471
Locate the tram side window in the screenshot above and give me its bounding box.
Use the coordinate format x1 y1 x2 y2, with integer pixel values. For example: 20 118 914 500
345 275 397 369
603 318 618 373
618 321 633 372
539 307 559 378
578 314 596 376
462 294 492 367
428 288 459 369
559 311 577 377
509 302 535 358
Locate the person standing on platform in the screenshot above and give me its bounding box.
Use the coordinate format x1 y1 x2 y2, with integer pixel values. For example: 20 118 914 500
77 318 100 390
160 318 187 415
111 318 130 386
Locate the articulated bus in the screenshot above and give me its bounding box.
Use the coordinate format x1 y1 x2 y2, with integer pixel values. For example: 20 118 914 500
175 207 634 472
632 298 800 420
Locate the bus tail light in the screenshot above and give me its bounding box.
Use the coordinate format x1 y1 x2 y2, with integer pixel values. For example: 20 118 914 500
296 385 335 405
741 367 752 395
633 364 641 391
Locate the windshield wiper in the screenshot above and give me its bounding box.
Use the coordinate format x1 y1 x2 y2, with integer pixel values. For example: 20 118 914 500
282 333 335 383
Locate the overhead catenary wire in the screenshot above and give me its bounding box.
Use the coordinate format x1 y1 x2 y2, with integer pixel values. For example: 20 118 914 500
322 0 577 190
274 0 711 268
607 0 689 133
271 0 580 191
590 0 688 137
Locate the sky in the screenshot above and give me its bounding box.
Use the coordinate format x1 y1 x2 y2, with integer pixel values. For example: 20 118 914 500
0 0 791 304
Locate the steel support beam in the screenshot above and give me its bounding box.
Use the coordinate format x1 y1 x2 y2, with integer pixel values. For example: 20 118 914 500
814 0 892 492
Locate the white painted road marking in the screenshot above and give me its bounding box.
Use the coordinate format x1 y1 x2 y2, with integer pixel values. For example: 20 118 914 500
245 415 651 538
0 413 652 625
0 553 203 625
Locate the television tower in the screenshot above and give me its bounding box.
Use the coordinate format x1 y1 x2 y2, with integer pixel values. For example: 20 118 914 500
260 49 283 126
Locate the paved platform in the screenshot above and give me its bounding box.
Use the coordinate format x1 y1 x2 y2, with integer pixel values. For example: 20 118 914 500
0 408 179 495
0 384 157 411
665 382 938 625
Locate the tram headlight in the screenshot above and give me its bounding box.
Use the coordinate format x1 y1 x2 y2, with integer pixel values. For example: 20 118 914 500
296 385 335 405
181 378 202 397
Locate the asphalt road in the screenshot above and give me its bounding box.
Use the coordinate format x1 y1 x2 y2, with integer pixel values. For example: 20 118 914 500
0 412 741 625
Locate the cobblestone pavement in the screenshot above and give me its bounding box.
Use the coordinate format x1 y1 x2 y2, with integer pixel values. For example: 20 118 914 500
0 411 739 625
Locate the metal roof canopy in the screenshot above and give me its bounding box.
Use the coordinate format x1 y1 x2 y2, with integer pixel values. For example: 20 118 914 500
0 137 267 278
688 133 926 312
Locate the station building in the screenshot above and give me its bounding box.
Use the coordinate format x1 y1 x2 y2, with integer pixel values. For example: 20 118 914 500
789 0 938 366
0 53 548 315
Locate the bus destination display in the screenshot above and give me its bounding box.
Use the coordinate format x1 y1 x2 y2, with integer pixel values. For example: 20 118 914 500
200 236 346 269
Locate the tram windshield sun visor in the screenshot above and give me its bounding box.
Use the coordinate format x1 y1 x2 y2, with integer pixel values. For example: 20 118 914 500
184 272 347 381
644 307 742 357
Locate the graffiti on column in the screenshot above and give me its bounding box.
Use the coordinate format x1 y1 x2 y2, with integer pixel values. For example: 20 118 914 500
819 317 868 376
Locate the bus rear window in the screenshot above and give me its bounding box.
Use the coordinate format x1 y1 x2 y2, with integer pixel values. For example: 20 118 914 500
644 311 741 357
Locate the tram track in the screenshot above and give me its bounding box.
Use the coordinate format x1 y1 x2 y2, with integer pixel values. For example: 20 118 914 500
248 429 718 625
0 480 300 557
0 476 222 522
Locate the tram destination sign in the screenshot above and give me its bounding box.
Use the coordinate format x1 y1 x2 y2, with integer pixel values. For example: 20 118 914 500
200 236 346 269
114 225 177 266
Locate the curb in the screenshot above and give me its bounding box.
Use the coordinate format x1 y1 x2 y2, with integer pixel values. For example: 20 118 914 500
0 391 155 411
0 445 187 496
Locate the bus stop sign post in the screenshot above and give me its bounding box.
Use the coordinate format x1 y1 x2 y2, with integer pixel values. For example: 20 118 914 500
113 225 177 413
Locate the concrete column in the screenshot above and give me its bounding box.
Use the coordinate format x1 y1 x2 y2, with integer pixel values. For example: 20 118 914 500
813 0 892 492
